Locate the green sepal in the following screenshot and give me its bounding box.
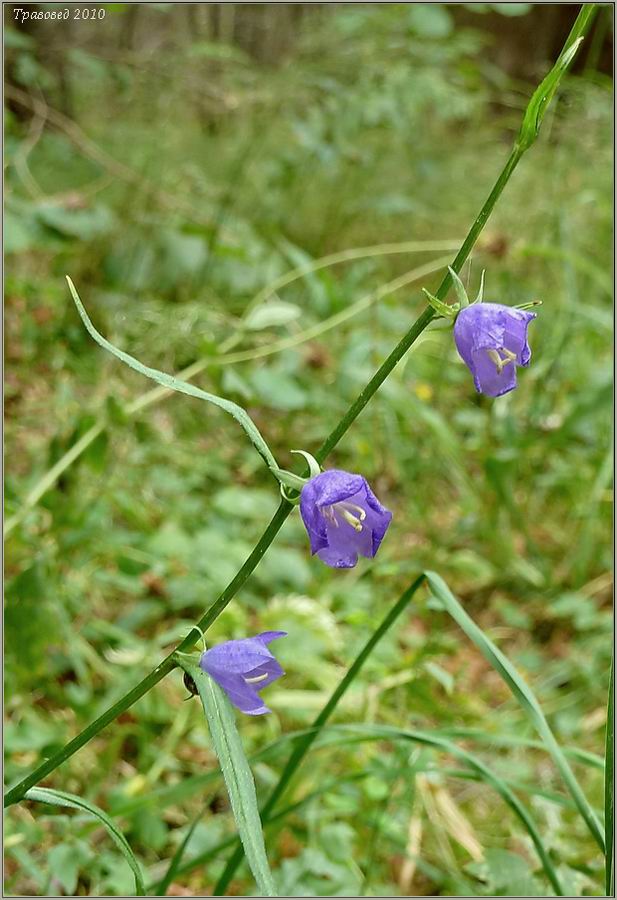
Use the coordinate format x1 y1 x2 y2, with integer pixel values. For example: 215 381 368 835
473 269 486 304
515 300 543 312
279 483 301 505
421 288 457 319
447 266 470 309
290 449 321 478
269 467 307 491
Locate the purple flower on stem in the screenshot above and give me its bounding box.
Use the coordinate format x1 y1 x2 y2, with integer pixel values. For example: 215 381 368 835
199 631 287 716
453 303 536 398
299 469 393 569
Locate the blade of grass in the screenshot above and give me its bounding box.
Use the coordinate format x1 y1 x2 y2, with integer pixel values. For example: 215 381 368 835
425 570 605 853
24 787 145 896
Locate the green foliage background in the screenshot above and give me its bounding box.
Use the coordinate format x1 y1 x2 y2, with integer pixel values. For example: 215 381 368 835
4 4 613 896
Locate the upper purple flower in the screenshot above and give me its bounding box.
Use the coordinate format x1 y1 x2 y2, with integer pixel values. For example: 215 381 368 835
299 469 393 569
199 631 287 716
453 303 536 398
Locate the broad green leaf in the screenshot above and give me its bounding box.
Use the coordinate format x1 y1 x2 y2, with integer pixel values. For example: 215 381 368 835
175 655 278 897
66 277 278 470
25 787 145 895
425 570 605 854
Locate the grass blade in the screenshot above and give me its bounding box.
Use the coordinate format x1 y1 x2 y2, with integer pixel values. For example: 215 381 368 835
66 276 278 470
175 656 278 897
24 786 145 895
425 570 605 853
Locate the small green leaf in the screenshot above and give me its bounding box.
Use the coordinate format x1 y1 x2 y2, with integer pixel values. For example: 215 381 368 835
25 787 146 895
447 266 470 308
517 10 590 153
421 288 457 318
175 656 278 897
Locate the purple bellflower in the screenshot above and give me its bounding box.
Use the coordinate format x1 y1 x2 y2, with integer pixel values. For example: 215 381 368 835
199 631 287 716
453 303 536 398
299 469 392 569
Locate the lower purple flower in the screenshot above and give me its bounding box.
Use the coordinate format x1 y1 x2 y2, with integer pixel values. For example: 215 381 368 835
453 303 536 398
199 631 287 716
299 469 393 569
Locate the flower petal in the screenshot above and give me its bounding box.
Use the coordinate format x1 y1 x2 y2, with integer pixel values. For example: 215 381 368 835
471 348 518 397
208 669 272 715
316 546 358 568
257 631 288 645
454 303 536 397
201 637 275 676
302 469 366 509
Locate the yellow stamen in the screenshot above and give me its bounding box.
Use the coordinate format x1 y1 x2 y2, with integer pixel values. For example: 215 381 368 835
340 508 363 532
487 348 515 375
338 501 367 521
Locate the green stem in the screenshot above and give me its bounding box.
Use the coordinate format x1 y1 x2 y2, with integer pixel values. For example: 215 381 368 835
4 7 593 808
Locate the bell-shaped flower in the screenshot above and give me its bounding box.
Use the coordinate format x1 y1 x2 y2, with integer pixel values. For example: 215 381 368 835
453 302 536 397
299 469 392 569
199 631 287 716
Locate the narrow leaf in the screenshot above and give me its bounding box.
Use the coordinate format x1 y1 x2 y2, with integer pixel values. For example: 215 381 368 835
425 570 605 853
25 786 145 895
175 656 278 897
517 5 595 151
66 277 278 470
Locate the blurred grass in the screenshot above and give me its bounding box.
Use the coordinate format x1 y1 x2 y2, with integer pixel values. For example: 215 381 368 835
4 4 613 897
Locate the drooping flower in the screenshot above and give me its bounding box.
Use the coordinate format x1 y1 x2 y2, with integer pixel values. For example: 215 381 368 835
453 302 536 398
199 631 287 716
299 469 392 569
